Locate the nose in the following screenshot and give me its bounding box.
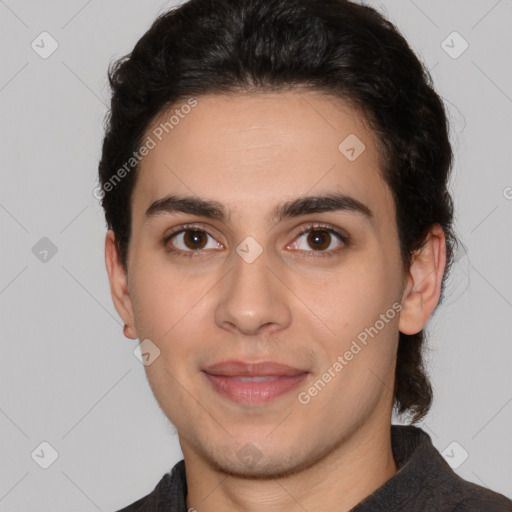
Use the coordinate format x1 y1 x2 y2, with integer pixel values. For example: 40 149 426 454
215 244 291 336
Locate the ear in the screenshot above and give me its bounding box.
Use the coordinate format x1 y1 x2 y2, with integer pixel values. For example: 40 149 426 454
398 225 447 335
105 230 138 339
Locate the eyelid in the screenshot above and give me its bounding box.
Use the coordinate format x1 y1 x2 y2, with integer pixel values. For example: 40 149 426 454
293 223 349 243
162 222 349 257
163 222 220 241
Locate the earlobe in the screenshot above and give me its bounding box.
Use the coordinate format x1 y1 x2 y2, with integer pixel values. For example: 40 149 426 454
398 225 447 335
105 230 138 339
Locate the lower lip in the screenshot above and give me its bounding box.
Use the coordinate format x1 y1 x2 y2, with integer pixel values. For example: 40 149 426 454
202 371 308 404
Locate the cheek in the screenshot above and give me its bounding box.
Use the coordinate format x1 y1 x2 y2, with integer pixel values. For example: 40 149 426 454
129 252 216 337
300 254 401 363
300 259 392 324
129 264 183 342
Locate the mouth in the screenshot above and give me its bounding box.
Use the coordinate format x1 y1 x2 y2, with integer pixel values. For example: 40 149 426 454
201 360 310 405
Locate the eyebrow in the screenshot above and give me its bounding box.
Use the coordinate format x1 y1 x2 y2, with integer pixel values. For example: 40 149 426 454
145 192 373 225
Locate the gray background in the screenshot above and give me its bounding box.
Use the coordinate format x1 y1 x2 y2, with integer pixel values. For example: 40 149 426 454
0 0 511 510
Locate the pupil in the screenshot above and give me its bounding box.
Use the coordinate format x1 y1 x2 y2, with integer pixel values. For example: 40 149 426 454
186 230 205 249
309 230 329 250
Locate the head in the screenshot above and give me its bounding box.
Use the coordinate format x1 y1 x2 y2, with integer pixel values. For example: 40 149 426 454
99 0 455 478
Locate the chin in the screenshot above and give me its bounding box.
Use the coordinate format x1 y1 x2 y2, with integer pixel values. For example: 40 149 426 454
199 439 323 481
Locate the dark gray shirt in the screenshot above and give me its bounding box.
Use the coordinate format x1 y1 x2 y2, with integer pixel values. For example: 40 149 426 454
116 425 512 511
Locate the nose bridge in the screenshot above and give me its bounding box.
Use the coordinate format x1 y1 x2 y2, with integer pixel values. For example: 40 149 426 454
215 239 291 335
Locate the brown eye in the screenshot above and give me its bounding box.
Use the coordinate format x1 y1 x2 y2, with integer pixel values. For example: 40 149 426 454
182 230 208 250
306 229 332 251
164 226 223 257
292 225 346 255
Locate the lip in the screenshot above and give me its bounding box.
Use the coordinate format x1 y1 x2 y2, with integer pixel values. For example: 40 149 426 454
202 360 309 404
203 360 307 377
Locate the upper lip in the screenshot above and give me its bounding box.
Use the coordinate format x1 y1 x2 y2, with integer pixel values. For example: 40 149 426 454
202 360 308 377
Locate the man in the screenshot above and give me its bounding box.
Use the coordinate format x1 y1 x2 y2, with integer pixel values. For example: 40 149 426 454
98 0 512 510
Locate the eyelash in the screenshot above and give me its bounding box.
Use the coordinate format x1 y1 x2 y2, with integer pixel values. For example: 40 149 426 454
162 223 349 259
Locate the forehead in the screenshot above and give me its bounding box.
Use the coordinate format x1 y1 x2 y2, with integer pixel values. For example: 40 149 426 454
132 90 392 224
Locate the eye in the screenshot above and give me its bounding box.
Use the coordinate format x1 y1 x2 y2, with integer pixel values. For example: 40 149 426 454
288 224 347 257
163 223 348 259
163 224 223 257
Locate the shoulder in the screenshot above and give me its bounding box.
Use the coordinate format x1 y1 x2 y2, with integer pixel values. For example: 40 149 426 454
388 425 512 511
113 459 187 512
115 494 151 512
423 448 512 511
113 472 172 512
448 478 512 512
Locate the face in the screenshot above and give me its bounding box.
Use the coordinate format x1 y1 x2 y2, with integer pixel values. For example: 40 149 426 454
111 90 411 478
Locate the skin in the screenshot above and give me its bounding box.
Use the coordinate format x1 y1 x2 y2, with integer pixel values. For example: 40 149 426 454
105 90 446 512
